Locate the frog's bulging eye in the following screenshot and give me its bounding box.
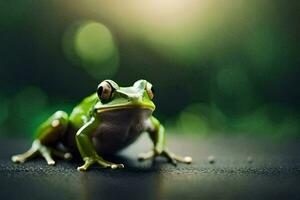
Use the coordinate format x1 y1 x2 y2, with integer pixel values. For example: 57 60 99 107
97 81 113 102
146 83 154 100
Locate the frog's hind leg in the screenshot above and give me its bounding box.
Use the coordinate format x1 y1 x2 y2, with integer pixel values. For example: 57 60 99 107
138 116 192 165
11 111 71 165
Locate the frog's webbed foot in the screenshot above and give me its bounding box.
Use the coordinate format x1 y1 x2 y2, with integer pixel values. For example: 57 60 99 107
11 140 72 165
138 149 192 166
77 156 124 171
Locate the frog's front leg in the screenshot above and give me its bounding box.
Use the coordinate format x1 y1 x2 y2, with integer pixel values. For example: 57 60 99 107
11 111 72 165
76 117 124 171
138 116 192 165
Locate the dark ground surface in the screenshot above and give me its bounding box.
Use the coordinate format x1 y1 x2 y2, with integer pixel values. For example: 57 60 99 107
0 134 300 200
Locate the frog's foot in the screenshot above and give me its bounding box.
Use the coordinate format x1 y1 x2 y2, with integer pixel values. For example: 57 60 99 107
77 156 125 171
138 149 192 166
11 140 72 165
11 142 39 164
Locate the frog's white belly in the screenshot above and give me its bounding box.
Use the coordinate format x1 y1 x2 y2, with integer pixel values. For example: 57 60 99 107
92 108 153 155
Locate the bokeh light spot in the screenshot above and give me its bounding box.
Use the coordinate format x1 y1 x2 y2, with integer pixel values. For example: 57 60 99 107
75 22 114 64
63 21 119 79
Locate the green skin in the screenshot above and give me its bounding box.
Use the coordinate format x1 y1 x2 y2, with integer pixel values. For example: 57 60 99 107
11 80 192 171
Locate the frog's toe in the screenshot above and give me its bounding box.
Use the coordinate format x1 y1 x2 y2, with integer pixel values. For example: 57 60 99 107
78 156 125 171
77 166 87 171
110 164 124 169
47 160 56 165
11 146 39 164
182 156 193 164
96 159 124 169
38 145 56 166
77 164 91 172
49 147 73 160
162 150 192 165
11 155 25 163
172 154 192 164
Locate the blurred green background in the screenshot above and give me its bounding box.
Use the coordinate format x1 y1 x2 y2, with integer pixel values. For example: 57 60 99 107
0 0 299 138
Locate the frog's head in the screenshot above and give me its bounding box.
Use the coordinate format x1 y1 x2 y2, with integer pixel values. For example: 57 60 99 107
94 80 156 113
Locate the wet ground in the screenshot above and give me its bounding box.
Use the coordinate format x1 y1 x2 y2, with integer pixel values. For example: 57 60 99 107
1 135 300 200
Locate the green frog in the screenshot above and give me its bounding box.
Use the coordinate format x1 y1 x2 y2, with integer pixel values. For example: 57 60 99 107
11 80 192 171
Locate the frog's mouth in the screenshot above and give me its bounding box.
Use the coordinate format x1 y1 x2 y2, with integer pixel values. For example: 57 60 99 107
95 104 155 114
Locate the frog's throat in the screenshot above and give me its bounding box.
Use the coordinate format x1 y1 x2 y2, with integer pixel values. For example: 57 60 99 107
95 104 155 114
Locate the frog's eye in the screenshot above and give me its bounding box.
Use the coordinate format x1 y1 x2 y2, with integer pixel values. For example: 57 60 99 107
146 82 154 100
97 81 113 102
